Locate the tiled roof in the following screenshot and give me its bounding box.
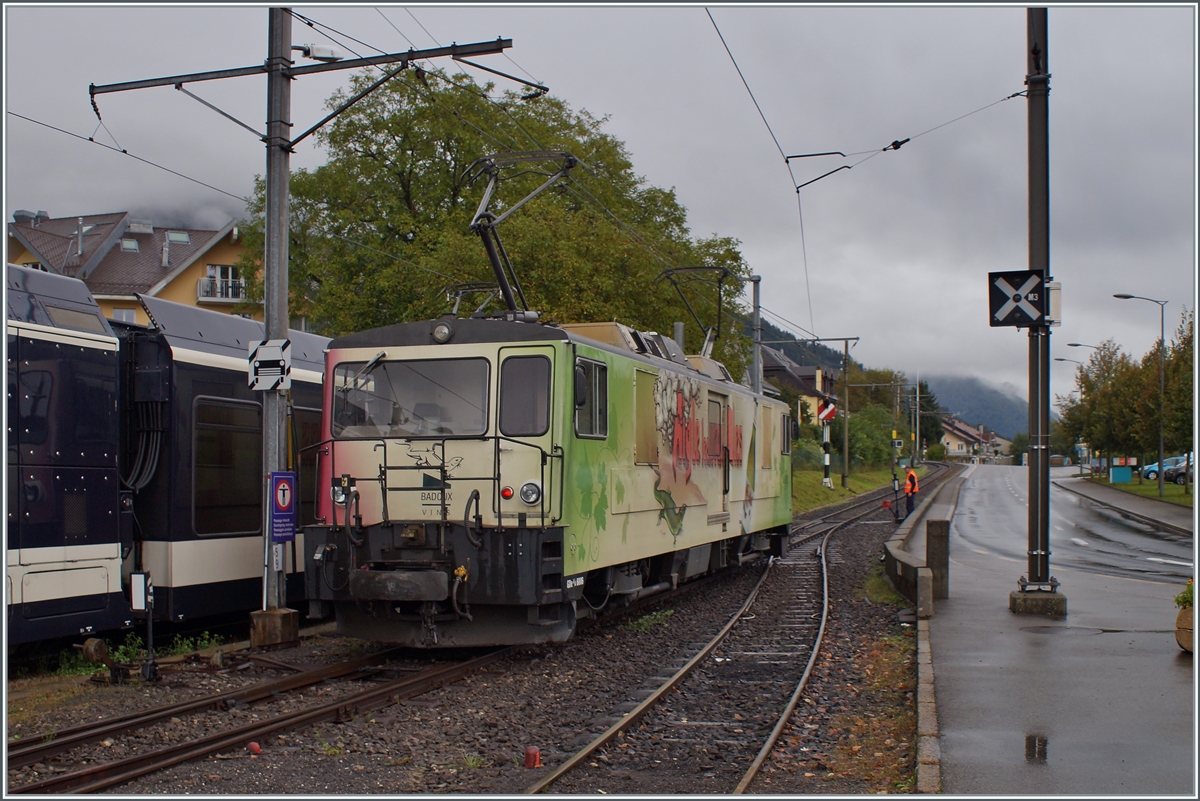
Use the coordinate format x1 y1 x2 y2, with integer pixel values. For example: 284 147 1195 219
7 212 127 275
8 213 231 296
761 345 835 400
942 418 988 444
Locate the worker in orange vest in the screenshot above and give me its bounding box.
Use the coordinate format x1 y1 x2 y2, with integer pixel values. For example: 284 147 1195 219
904 466 919 516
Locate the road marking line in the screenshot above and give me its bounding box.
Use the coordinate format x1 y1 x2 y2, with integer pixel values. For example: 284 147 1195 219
1146 557 1193 568
1070 537 1089 547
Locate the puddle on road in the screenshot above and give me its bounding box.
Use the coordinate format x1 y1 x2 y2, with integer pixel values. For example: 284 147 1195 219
1020 626 1103 636
1025 734 1049 764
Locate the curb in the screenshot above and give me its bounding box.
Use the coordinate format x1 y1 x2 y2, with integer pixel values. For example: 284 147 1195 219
915 619 940 793
1051 480 1193 536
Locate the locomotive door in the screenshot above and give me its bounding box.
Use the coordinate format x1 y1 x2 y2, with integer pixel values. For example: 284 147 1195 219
496 346 558 526
708 392 729 512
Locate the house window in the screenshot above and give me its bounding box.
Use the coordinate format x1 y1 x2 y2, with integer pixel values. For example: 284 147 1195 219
120 239 139 252
201 264 245 300
166 231 191 244
112 308 137 323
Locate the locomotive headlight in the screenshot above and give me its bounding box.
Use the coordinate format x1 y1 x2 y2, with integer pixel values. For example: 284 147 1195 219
331 485 348 506
501 486 514 500
518 481 542 506
431 321 454 344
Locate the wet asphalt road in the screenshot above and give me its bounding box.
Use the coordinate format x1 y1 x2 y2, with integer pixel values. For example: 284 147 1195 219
953 465 1193 582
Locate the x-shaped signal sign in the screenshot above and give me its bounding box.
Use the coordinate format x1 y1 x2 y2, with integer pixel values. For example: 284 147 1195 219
988 270 1045 327
993 274 1041 321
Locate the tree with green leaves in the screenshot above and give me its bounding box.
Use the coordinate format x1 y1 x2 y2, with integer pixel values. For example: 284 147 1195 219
236 66 752 375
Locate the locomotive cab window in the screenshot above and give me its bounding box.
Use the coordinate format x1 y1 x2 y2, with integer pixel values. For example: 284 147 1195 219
782 413 793 455
574 358 607 439
500 355 551 437
332 357 489 438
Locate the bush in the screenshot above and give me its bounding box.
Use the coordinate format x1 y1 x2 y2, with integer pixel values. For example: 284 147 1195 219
1176 579 1193 609
926 443 946 461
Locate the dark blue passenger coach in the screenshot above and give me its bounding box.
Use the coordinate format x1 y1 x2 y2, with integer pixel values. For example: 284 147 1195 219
7 264 327 645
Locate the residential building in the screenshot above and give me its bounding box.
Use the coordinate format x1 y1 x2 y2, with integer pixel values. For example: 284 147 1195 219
7 210 256 324
940 417 989 461
761 345 837 422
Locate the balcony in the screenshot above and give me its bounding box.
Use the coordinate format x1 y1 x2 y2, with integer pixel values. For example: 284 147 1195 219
197 277 246 303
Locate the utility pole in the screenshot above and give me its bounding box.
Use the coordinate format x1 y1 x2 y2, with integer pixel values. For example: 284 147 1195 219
88 7 513 644
750 276 762 394
1011 7 1065 616
842 341 850 488
261 6 291 626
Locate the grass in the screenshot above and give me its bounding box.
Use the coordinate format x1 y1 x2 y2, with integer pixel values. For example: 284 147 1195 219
623 608 674 632
861 565 907 606
792 465 920 514
1081 474 1194 507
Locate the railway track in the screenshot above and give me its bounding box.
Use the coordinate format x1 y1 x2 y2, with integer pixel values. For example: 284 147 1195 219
8 648 514 795
524 498 884 794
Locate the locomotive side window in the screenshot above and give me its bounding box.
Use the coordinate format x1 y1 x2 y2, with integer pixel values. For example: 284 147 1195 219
193 398 262 536
761 407 773 469
500 355 550 437
574 358 608 439
782 413 793 455
634 370 657 464
706 398 724 460
332 358 489 438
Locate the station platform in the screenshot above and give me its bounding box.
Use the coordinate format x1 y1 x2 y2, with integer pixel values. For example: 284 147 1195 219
900 464 1195 795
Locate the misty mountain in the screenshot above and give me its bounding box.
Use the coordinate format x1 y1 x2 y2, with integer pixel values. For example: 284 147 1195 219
925 375 1031 440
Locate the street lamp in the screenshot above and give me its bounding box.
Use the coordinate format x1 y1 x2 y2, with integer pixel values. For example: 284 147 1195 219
1114 293 1168 497
1054 357 1083 365
1066 343 1099 350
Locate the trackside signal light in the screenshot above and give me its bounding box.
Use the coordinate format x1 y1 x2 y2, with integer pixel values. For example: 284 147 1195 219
501 486 514 499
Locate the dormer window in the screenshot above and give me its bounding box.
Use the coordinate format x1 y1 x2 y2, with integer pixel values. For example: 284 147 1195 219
120 239 139 252
166 231 190 244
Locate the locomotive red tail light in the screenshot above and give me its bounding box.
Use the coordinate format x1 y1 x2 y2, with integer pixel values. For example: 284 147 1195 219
501 486 514 499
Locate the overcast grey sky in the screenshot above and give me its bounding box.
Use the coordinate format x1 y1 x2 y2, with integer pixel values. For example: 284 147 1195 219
4 4 1196 393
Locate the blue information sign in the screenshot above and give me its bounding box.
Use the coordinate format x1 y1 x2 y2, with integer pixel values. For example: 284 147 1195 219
270 471 297 543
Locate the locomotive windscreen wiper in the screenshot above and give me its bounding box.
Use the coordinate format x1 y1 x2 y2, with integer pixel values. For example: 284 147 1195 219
340 350 387 392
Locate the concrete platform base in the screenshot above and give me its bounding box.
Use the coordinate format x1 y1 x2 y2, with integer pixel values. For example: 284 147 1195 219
1009 590 1067 617
250 608 300 648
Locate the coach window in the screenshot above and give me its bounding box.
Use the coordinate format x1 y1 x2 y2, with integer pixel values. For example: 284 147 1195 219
295 406 322 526
782 413 793 455
574 358 608 439
193 398 262 535
500 355 551 437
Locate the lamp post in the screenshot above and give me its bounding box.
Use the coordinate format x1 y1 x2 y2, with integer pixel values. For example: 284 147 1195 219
1066 342 1099 350
1113 294 1167 497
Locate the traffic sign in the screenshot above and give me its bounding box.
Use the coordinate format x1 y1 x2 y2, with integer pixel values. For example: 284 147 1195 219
817 400 837 422
270 471 296 542
249 339 292 390
989 270 1046 327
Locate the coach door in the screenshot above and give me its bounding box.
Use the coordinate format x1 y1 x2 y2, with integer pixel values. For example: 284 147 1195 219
496 346 558 526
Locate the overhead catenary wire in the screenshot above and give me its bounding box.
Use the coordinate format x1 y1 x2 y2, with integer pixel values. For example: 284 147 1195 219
295 8 545 151
8 111 249 203
706 7 818 335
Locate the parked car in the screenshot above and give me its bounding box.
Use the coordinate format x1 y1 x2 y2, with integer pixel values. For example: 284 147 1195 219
1164 462 1193 485
1164 461 1193 485
1144 456 1188 480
